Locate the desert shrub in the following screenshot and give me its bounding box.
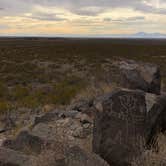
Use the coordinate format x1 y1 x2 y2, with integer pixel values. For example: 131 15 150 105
0 100 10 115
18 95 40 108
30 88 55 106
32 89 46 103
132 133 166 166
11 85 29 100
0 81 8 98
52 76 86 105
161 77 166 91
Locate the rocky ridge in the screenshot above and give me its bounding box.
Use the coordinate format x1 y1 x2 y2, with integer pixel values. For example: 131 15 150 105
0 60 166 166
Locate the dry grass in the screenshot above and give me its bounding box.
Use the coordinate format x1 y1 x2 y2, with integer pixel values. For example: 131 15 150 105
132 133 166 166
72 81 117 103
0 76 87 114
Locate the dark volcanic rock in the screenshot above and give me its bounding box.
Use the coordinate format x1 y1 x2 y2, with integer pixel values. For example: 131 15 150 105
31 116 93 152
35 145 109 166
0 147 35 166
3 131 45 155
117 60 161 95
146 94 166 137
68 99 95 118
33 110 60 127
93 89 165 166
33 110 80 127
65 146 109 166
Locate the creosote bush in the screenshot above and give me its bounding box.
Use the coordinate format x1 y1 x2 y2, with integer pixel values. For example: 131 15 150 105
0 100 11 115
51 76 86 105
11 85 29 100
0 82 8 98
0 76 86 109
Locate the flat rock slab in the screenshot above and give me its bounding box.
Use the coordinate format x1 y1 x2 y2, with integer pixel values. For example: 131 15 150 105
93 89 165 166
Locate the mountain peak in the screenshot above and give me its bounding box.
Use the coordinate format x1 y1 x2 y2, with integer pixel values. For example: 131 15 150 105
132 32 166 38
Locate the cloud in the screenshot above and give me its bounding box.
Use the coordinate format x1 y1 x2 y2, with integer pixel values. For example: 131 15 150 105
126 16 145 21
27 12 67 21
0 0 165 35
103 18 112 22
134 2 166 15
71 7 104 16
103 16 145 22
0 24 9 29
0 0 166 16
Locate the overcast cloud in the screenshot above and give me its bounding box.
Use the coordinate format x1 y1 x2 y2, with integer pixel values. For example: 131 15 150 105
0 0 166 15
0 0 165 35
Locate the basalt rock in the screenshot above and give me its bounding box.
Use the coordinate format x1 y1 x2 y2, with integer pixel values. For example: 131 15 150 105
117 60 161 95
35 145 110 166
3 131 46 155
1 137 109 166
0 147 35 166
65 146 109 166
33 110 81 127
93 89 166 166
68 99 95 118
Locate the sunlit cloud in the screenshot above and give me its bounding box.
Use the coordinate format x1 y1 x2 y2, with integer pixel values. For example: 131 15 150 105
0 0 165 35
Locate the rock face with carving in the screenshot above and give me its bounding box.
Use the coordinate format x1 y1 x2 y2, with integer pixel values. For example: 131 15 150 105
93 89 166 166
117 60 161 95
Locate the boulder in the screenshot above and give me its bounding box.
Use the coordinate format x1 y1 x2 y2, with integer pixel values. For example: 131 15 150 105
0 135 6 147
3 131 46 155
0 147 36 166
68 99 95 118
1 140 109 166
65 146 109 166
35 145 109 166
0 114 16 133
146 94 166 136
3 110 93 154
31 117 93 152
33 110 59 127
75 112 93 124
33 110 79 127
93 89 166 166
117 60 161 94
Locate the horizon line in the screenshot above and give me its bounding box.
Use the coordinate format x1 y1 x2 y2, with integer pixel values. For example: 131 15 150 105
0 32 166 39
0 36 166 39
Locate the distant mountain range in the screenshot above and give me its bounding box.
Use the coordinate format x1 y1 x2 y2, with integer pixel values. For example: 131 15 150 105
96 32 166 38
130 32 166 38
57 32 166 38
0 32 166 38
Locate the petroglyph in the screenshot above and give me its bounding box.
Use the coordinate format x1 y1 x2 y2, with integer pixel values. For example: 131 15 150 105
101 93 146 150
119 95 137 113
93 90 149 165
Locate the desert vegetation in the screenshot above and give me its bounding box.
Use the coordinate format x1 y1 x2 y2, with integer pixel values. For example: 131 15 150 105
0 38 166 166
0 38 166 112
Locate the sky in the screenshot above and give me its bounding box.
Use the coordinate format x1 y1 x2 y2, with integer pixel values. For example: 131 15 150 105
0 0 166 36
